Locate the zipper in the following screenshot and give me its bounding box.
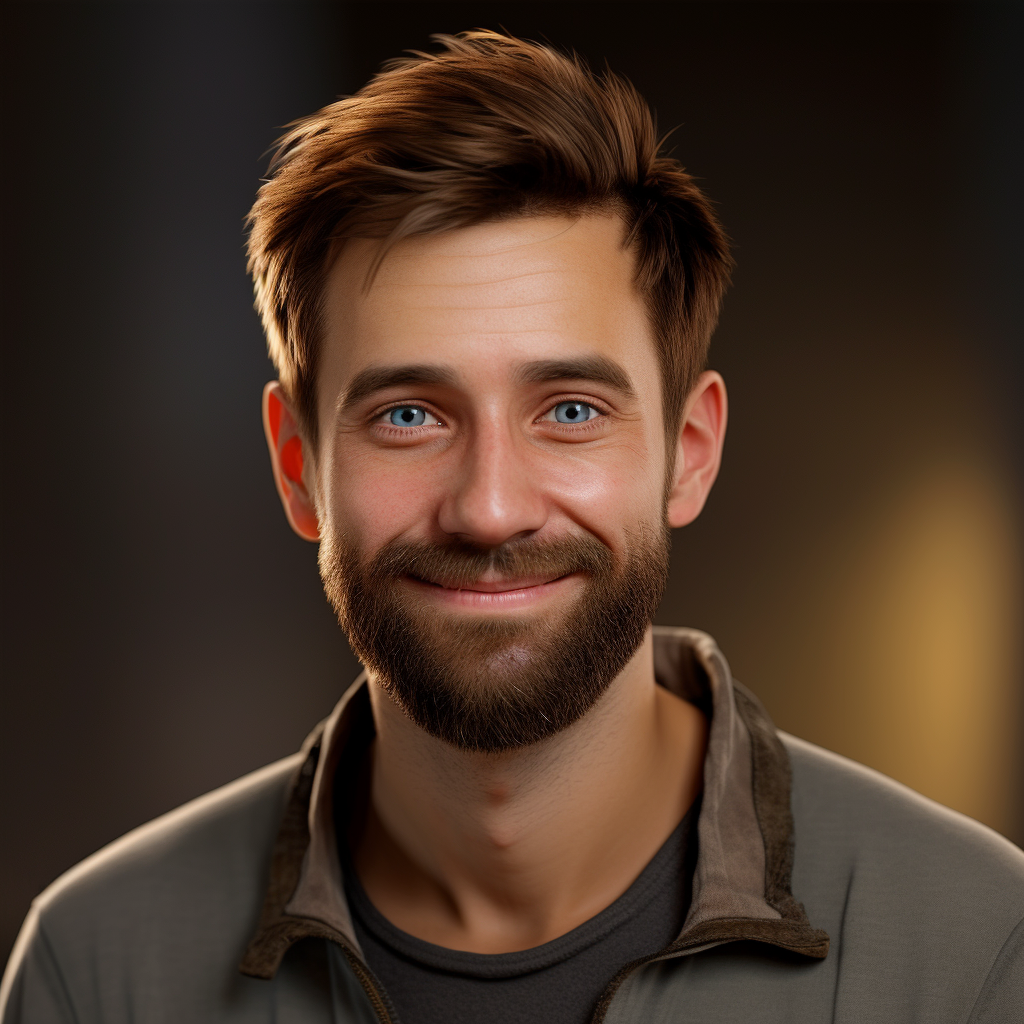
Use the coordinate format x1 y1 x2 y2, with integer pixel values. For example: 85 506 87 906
337 942 396 1024
333 925 689 1024
330 920 826 1023
588 925 829 1023
589 934 749 1023
588 945 692 1024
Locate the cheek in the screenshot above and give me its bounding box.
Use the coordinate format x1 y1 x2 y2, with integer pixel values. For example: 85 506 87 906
321 443 444 545
541 436 666 538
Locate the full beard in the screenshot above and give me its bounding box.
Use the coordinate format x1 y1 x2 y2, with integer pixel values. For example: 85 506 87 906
319 523 671 753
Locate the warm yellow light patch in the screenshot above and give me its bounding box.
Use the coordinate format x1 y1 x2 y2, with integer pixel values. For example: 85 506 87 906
811 457 1020 833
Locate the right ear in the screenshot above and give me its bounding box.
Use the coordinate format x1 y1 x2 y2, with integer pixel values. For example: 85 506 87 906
262 381 320 541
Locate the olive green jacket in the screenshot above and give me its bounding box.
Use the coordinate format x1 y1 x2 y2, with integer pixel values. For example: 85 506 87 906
3 628 1023 1022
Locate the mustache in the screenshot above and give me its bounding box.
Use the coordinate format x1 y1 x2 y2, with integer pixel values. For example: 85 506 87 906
366 535 615 587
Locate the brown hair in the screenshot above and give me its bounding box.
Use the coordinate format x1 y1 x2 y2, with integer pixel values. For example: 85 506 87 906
247 29 732 445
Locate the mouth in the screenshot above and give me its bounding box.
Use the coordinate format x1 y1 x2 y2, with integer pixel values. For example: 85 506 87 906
402 571 578 610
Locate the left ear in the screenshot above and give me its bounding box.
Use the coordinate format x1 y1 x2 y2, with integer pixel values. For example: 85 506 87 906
666 371 728 529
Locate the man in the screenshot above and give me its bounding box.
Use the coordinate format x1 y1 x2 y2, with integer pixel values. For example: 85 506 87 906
3 29 1022 1024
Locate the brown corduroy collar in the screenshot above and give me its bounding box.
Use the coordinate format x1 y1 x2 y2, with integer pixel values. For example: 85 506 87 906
240 626 829 986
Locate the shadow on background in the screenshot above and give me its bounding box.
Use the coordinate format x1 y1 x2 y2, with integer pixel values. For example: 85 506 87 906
2 1 1022 962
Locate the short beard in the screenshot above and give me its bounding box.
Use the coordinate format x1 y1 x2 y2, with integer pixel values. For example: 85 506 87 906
319 524 671 753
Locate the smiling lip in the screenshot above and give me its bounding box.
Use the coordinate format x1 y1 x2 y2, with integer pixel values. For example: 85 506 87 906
403 572 577 609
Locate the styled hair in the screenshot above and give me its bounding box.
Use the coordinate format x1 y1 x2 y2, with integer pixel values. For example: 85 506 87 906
247 29 732 445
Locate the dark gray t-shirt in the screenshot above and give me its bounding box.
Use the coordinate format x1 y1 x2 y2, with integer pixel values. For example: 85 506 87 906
342 801 698 1024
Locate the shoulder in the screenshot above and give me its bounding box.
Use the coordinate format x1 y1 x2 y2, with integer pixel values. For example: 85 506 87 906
2 755 301 1020
782 732 1024 890
35 753 300 930
781 733 1024 1016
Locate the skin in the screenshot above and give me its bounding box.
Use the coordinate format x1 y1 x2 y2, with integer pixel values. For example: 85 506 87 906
263 213 728 953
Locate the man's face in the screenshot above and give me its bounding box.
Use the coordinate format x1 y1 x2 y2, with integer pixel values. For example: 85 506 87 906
314 214 673 751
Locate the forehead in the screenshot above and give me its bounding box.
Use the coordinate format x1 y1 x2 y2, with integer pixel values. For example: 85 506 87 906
318 214 658 421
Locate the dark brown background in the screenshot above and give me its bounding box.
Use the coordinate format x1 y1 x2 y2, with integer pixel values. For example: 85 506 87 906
3 1 1022 964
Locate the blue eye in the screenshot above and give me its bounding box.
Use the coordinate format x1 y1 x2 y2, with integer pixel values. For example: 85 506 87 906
388 406 427 427
552 401 598 423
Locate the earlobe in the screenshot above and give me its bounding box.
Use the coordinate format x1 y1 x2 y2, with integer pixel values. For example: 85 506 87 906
666 371 728 529
262 381 320 542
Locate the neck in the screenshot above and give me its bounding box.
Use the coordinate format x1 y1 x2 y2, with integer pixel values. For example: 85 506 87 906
351 629 707 953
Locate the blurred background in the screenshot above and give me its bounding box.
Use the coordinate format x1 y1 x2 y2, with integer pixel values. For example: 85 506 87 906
2 0 1021 962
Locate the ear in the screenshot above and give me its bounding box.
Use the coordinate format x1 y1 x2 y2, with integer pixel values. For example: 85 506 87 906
262 381 320 541
666 371 728 529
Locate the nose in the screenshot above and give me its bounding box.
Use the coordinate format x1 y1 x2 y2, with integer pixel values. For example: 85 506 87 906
436 423 548 547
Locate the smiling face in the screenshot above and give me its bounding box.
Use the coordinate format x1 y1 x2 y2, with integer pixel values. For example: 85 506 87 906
302 214 682 750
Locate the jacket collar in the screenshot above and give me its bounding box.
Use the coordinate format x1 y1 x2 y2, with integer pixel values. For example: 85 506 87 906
240 626 828 979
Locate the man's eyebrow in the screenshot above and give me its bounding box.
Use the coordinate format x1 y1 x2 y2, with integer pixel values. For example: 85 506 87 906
515 357 637 399
338 364 460 413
